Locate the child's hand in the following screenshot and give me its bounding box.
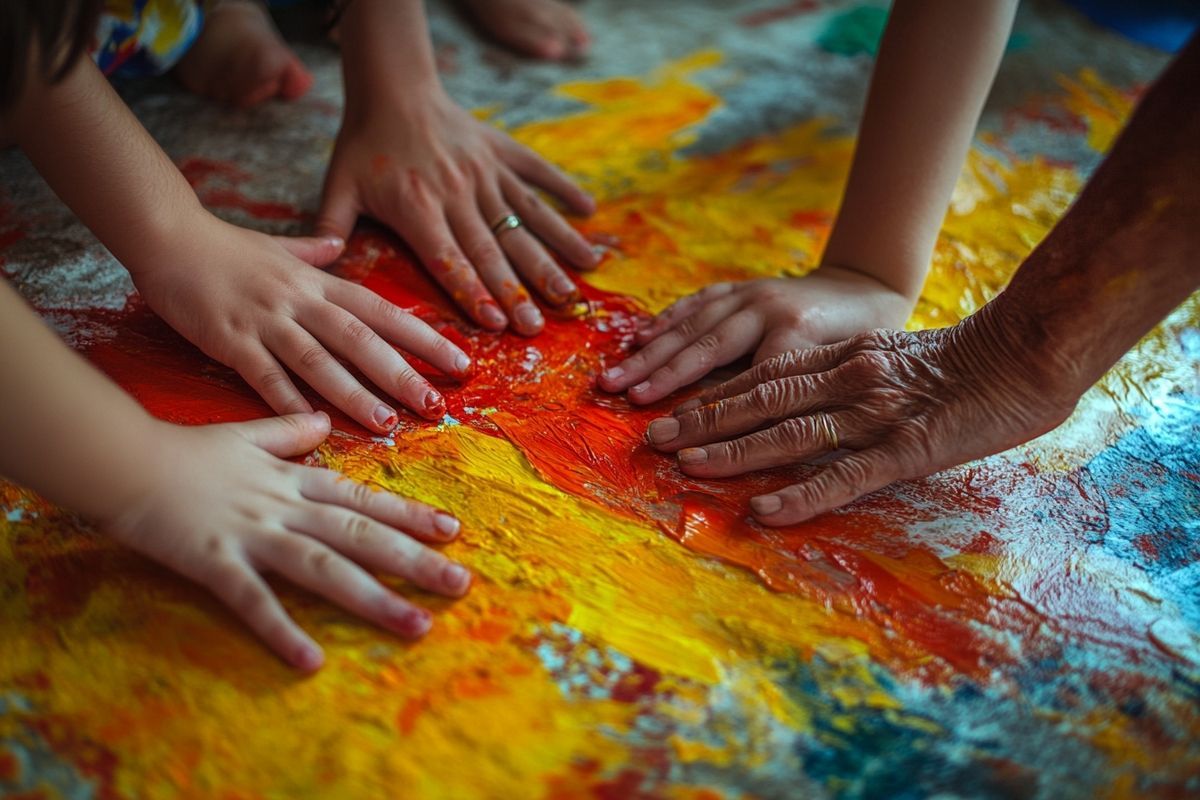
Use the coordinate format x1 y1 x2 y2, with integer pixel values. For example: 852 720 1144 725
598 267 915 405
133 218 472 434
102 411 471 671
315 90 598 336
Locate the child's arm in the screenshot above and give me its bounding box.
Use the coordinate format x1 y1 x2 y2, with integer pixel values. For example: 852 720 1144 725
5 55 470 435
0 280 470 668
315 0 597 337
601 0 1020 404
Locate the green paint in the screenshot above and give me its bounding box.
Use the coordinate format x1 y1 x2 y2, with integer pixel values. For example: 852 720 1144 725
817 5 889 57
818 6 1033 58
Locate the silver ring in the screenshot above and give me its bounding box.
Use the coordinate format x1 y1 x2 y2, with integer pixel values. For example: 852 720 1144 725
817 413 839 451
490 213 522 237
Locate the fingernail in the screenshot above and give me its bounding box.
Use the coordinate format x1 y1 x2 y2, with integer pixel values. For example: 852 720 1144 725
515 303 544 332
454 352 472 375
478 301 507 330
442 563 472 595
373 404 397 430
674 399 701 416
550 274 577 301
422 389 445 417
647 417 680 444
295 642 324 672
435 513 460 538
630 381 650 395
323 235 345 250
390 604 432 637
602 366 624 383
751 495 783 516
678 447 707 465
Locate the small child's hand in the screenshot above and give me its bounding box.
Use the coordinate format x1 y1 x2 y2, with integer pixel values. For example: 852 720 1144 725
102 411 470 671
133 218 472 434
315 90 598 336
599 268 916 405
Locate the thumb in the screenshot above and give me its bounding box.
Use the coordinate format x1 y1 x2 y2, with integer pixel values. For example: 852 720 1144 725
313 174 359 243
273 232 345 267
273 234 346 268
232 412 331 458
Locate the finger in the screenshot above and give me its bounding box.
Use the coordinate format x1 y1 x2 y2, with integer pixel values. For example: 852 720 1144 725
202 558 323 671
328 281 473 379
750 447 905 526
447 202 544 336
287 505 471 597
674 411 856 478
299 468 461 542
598 294 745 393
677 340 855 415
259 534 435 639
647 373 830 451
273 235 346 268
627 311 765 406
636 283 736 345
226 345 312 416
314 173 359 241
229 411 331 458
394 207 507 331
500 170 596 271
493 132 595 216
301 304 446 420
267 322 398 434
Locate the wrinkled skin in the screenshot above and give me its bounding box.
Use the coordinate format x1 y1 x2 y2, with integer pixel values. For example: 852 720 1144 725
133 218 471 435
600 268 914 405
644 319 1079 526
104 412 471 671
316 90 598 336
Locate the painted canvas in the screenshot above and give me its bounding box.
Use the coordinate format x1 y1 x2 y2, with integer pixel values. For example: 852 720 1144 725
1 1 1197 798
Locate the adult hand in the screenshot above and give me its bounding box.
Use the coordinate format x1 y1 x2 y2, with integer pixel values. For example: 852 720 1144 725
315 89 597 336
133 215 471 434
102 412 470 671
644 316 1080 525
599 268 914 404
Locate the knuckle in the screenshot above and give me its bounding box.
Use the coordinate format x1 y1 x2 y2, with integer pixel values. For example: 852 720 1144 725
347 480 376 511
298 345 332 371
747 381 788 418
305 544 334 576
463 238 502 268
412 547 448 581
341 316 376 347
393 369 427 399
342 513 374 549
772 417 817 453
344 386 376 413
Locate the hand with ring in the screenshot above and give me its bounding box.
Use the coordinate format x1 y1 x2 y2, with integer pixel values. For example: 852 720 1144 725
642 319 1077 526
316 88 598 336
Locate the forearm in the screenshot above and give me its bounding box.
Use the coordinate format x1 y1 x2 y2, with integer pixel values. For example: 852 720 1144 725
0 282 162 522
980 33 1200 394
5 57 206 281
335 0 444 121
822 0 1019 298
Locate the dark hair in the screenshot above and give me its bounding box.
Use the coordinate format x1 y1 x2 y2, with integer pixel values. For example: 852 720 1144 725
0 0 104 110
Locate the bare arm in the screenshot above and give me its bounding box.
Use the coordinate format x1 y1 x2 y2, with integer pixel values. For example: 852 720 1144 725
649 32 1200 525
603 0 1020 403
823 0 1020 297
316 0 597 336
5 55 470 433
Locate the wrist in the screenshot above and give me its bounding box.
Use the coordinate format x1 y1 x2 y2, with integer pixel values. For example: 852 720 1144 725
121 207 222 285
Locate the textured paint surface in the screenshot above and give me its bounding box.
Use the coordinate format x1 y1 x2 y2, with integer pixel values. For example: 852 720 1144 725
2 3 1199 799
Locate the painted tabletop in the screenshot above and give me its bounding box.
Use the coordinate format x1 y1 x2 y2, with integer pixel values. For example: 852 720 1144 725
1 1 1197 798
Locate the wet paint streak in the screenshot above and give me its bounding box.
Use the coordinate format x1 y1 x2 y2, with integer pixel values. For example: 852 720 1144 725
1 50 1199 799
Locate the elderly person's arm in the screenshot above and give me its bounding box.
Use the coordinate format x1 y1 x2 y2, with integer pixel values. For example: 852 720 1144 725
645 32 1200 526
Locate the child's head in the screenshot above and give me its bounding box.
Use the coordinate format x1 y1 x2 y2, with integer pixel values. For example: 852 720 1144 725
1 0 103 110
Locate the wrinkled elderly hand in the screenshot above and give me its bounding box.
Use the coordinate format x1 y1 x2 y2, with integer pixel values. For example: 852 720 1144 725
599 268 913 405
316 89 597 335
644 319 1080 525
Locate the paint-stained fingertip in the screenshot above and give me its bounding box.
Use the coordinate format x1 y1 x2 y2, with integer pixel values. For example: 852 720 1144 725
673 398 702 416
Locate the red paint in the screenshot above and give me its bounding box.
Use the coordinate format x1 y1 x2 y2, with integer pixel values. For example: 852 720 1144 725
177 157 307 222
